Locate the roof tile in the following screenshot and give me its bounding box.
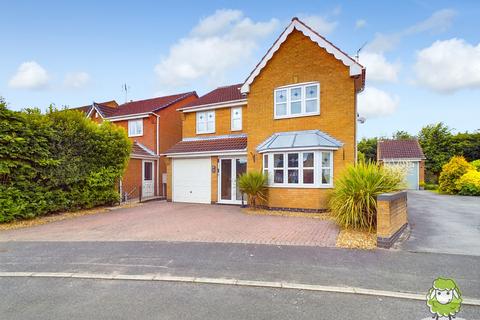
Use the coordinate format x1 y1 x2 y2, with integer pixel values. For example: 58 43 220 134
378 140 425 160
165 135 247 154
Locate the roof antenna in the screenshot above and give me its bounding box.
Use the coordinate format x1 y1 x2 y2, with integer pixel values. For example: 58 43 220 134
355 42 367 62
122 83 130 103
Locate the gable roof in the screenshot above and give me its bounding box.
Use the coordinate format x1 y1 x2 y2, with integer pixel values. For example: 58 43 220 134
378 140 426 160
257 130 343 153
71 100 118 115
178 84 246 112
131 141 159 159
241 17 365 94
109 91 198 118
164 134 247 155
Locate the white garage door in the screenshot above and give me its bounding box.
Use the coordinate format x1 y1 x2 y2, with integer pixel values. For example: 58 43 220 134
173 158 211 204
385 161 419 190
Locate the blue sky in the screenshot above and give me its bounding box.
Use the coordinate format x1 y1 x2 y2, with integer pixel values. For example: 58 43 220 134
1 0 479 138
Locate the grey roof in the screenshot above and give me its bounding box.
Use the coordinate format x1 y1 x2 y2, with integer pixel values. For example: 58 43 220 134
256 130 343 153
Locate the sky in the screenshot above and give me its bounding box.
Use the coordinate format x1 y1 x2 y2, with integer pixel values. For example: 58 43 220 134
1 0 479 138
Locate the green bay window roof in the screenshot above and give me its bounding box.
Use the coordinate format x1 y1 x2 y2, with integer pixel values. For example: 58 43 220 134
256 130 343 153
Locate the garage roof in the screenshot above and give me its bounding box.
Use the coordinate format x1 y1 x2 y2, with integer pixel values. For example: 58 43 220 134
378 140 426 160
164 134 247 155
256 130 343 153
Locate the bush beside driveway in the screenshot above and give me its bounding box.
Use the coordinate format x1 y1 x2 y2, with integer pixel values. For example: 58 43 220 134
0 202 339 247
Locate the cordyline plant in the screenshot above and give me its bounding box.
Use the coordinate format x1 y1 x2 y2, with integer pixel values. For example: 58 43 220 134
329 161 406 231
237 171 267 210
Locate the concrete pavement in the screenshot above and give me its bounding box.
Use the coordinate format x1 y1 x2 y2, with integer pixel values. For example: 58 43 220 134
403 191 480 256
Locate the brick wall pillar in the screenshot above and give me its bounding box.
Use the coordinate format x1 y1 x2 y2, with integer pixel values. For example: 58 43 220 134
377 191 408 248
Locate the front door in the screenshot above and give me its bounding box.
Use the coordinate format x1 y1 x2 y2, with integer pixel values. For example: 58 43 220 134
142 160 155 198
219 157 247 204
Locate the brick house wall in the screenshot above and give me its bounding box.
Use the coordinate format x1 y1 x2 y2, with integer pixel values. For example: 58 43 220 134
246 30 357 210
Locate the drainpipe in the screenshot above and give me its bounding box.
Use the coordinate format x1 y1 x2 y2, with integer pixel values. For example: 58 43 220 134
154 113 161 196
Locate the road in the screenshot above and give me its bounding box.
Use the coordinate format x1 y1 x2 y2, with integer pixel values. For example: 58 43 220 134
1 277 479 320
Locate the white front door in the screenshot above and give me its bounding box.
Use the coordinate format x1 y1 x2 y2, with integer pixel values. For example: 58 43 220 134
172 158 211 204
218 157 247 204
142 160 155 198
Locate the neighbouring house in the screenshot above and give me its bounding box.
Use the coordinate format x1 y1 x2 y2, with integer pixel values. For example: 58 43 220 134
72 100 119 123
74 92 198 199
164 17 365 211
377 139 426 190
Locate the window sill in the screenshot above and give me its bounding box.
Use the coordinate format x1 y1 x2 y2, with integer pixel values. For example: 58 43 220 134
274 112 320 120
128 133 143 137
196 131 216 135
231 128 242 132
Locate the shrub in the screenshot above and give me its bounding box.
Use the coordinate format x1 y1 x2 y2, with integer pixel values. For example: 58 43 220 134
438 156 473 194
237 171 267 210
0 102 131 223
329 161 405 230
456 170 480 196
470 159 480 171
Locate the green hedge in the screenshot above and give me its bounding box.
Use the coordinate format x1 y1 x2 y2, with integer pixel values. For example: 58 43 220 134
0 100 131 223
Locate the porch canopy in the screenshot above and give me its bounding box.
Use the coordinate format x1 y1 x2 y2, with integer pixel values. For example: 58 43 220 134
256 130 343 153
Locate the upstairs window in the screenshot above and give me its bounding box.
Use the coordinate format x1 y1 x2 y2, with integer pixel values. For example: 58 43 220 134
231 107 242 131
128 119 143 137
274 82 320 119
196 111 215 134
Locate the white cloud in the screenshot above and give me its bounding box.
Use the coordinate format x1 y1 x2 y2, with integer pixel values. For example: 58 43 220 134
64 71 90 89
358 87 399 118
414 38 480 93
366 9 456 53
300 15 338 35
155 10 279 90
355 19 367 29
360 52 400 83
8 61 49 89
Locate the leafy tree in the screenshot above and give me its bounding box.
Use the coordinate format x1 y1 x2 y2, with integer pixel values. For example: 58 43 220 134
357 137 378 162
418 123 454 183
452 131 480 162
392 130 415 140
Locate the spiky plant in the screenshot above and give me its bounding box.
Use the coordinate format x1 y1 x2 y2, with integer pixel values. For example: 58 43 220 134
329 161 405 230
237 171 268 210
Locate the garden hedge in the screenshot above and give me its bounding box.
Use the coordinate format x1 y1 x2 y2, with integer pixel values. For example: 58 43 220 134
0 101 131 223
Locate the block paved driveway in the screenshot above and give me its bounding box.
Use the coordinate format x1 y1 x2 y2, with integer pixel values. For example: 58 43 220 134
0 202 339 247
401 191 480 256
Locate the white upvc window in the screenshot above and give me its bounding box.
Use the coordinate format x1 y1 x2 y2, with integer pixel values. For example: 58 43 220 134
231 107 242 131
263 150 333 188
196 111 215 134
274 82 320 119
128 119 143 137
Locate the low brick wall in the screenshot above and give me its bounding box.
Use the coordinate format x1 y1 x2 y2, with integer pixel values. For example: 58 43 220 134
376 191 408 248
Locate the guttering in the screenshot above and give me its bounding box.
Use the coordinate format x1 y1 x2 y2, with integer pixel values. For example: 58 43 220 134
106 112 152 122
257 146 339 154
178 99 247 113
131 154 160 160
382 158 424 162
163 149 247 158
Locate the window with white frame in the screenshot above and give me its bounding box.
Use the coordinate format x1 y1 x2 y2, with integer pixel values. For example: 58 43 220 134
128 119 143 137
231 107 242 131
274 82 320 119
196 111 215 134
263 150 332 187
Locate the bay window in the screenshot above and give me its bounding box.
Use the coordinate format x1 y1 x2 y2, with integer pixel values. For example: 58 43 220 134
274 82 320 119
263 150 333 188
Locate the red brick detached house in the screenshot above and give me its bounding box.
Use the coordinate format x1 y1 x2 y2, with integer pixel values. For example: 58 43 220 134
75 92 198 199
377 139 426 190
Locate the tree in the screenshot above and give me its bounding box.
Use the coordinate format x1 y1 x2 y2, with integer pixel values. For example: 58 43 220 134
392 130 415 140
357 137 378 162
452 131 480 162
418 123 454 183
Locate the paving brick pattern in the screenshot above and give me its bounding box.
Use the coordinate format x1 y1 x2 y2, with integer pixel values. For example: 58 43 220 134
0 202 339 247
